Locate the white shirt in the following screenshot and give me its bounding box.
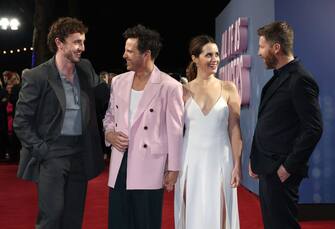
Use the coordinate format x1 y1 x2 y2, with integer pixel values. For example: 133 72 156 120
129 89 143 126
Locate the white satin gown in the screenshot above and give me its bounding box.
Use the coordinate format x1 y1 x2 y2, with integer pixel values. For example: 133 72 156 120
174 95 240 229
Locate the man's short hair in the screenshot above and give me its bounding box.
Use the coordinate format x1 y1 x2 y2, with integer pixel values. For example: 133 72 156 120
47 17 88 53
123 24 162 60
257 21 294 56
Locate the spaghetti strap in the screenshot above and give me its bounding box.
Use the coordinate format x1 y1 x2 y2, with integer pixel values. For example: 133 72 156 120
182 84 192 104
220 81 223 98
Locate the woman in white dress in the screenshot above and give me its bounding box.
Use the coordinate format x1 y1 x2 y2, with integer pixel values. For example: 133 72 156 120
174 35 242 229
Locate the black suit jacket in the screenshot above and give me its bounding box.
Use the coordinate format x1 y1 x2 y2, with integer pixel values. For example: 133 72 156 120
14 57 105 182
94 82 111 154
250 59 323 177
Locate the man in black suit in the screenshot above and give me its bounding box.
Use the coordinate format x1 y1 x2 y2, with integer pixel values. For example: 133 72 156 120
14 17 104 229
249 21 323 229
95 71 111 161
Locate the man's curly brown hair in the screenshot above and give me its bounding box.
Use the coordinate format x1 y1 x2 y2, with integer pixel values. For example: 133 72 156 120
47 17 88 53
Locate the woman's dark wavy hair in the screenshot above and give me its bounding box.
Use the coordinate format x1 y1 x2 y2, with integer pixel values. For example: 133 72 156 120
186 35 216 81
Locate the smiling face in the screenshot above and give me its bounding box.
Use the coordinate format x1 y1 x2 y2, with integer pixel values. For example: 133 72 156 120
258 35 278 69
123 38 146 71
193 42 220 76
56 32 85 63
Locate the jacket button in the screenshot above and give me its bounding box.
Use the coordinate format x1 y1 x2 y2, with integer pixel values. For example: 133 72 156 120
143 144 147 148
115 123 117 127
149 108 154 112
144 126 148 130
116 105 118 109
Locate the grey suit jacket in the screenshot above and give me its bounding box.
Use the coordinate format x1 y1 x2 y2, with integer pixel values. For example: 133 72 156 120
14 57 105 182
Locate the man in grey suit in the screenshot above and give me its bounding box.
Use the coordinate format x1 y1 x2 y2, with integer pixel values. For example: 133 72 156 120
14 17 105 229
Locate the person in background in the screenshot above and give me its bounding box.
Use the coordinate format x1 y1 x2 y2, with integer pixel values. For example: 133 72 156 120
2 70 10 87
96 71 111 161
108 72 117 87
0 79 8 161
99 71 109 84
5 71 21 162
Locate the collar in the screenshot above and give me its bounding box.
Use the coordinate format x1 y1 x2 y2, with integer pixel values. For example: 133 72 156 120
273 57 299 77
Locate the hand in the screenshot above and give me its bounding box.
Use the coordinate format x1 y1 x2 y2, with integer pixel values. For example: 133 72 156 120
277 164 290 182
106 131 128 152
231 166 242 188
248 161 258 179
164 171 179 192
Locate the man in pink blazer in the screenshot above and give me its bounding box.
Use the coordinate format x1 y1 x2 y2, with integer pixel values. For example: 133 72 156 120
103 25 184 229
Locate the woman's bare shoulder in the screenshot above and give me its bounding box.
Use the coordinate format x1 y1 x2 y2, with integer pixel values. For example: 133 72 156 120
221 80 237 91
182 83 193 102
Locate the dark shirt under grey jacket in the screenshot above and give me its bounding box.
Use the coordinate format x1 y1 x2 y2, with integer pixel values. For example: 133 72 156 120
59 70 82 136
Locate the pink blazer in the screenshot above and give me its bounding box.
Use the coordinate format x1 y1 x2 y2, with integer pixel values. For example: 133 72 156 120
103 66 184 189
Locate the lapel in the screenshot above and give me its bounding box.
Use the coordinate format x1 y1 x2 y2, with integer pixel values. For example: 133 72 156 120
46 57 66 111
258 70 291 114
46 57 90 128
130 66 161 127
